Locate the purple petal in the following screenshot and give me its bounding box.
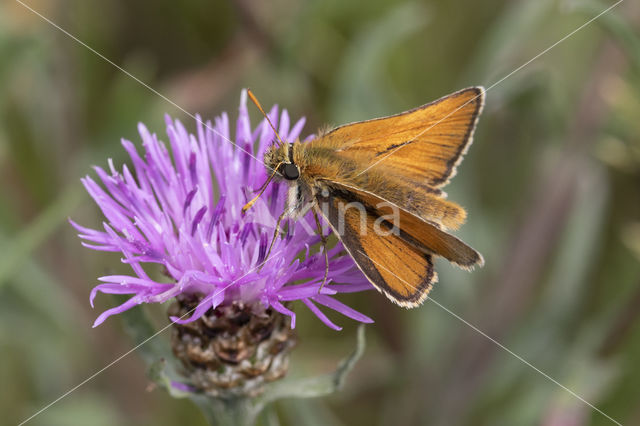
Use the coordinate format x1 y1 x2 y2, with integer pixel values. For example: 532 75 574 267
302 298 341 331
312 295 373 323
170 290 221 324
271 300 296 328
92 296 140 327
72 90 373 330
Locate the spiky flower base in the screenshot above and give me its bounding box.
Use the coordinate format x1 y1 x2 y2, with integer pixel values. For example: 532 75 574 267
169 295 297 397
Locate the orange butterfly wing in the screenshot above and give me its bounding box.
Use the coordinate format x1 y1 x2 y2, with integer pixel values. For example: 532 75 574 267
300 88 485 306
315 87 484 187
317 188 436 307
325 182 484 269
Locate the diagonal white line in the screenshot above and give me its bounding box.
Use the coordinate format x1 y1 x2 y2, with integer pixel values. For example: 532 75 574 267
358 250 622 426
14 0 277 173
17 248 285 426
355 0 624 177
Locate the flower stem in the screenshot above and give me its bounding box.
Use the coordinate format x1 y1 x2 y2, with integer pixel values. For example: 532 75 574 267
196 396 259 426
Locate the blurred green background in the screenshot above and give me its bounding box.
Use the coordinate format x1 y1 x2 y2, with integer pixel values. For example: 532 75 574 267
2 0 639 425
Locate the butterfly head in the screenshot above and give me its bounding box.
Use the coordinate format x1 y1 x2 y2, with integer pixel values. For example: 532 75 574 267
264 143 300 181
242 89 300 215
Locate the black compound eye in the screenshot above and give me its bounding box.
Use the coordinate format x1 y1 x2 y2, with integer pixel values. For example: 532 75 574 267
281 163 299 180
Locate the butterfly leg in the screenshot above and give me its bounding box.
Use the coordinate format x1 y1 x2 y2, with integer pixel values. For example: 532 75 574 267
313 206 330 292
260 209 288 271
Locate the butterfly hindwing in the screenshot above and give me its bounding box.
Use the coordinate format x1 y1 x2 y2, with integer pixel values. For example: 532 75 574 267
316 187 436 307
325 182 484 269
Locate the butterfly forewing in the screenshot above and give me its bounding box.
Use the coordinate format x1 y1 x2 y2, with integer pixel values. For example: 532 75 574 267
314 87 484 187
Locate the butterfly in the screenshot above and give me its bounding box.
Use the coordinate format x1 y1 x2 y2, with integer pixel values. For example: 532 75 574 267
243 88 484 307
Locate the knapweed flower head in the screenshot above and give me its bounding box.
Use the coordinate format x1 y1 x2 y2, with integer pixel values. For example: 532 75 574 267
71 90 373 330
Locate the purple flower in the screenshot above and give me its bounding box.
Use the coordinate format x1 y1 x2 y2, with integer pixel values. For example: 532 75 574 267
71 90 373 330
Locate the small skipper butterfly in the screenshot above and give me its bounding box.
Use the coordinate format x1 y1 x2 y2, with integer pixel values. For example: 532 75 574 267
243 88 484 307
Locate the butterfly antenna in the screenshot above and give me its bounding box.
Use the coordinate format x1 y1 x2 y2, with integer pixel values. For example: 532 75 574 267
247 89 286 147
242 161 283 214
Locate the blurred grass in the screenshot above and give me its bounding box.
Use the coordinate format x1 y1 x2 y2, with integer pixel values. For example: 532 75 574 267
1 0 639 425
